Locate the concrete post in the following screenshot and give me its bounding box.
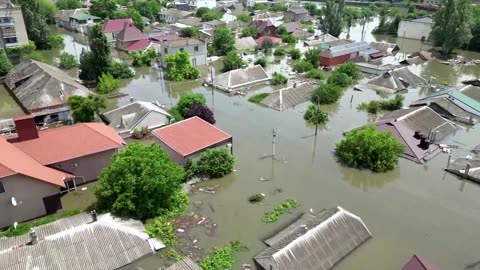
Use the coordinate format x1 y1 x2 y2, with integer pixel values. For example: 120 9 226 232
446 154 451 169
464 163 471 178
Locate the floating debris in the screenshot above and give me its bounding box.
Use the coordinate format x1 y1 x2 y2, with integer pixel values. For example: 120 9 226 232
259 176 270 181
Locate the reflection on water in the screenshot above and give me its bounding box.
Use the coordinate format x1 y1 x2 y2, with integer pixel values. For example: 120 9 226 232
0 85 24 119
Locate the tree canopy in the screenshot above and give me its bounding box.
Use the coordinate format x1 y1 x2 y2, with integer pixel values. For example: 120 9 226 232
19 0 53 50
67 95 107 123
0 49 12 76
191 148 235 178
304 104 328 125
319 0 344 37
80 24 111 80
223 50 245 71
94 143 186 219
212 27 235 55
185 104 215 124
176 92 207 117
56 0 82 10
311 82 342 104
133 0 162 20
89 0 117 19
165 50 199 81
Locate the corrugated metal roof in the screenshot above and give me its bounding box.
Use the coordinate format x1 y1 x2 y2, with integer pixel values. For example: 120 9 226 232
322 41 370 57
261 82 316 111
213 65 271 91
166 257 202 270
117 24 147 42
254 207 371 270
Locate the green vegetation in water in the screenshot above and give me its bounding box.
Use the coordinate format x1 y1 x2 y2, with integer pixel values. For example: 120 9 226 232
305 69 324 80
33 216 57 226
304 104 328 125
167 248 183 262
262 199 300 223
0 223 31 238
272 72 288 85
188 148 235 179
199 240 247 270
146 216 176 246
358 94 404 114
248 93 269 104
248 193 265 203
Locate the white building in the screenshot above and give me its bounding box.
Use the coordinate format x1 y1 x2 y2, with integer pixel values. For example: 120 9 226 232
0 2 29 48
397 17 433 40
158 9 193 23
174 0 216 10
155 37 207 67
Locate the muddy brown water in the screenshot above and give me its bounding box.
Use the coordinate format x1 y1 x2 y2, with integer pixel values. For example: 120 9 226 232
1 20 480 270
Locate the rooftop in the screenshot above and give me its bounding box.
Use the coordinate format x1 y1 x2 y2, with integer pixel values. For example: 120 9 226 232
320 41 370 58
153 116 232 157
408 16 433 24
359 67 426 94
69 12 100 21
286 6 308 15
160 9 193 18
280 21 302 33
166 257 202 270
402 254 441 270
234 37 257 50
261 82 317 111
256 35 282 44
127 39 151 52
212 65 271 92
166 37 205 47
103 18 132 33
13 123 126 165
177 16 202 26
117 23 148 42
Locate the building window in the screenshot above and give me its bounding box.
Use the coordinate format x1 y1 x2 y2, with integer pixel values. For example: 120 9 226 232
5 37 17 44
179 48 184 51
192 58 196 66
164 47 168 54
194 46 199 52
0 182 5 194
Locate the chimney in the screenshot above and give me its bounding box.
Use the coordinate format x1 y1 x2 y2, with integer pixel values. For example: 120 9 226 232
91 210 97 222
14 115 39 142
29 228 38 245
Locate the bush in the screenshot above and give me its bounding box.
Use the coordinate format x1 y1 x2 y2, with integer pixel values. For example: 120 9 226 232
184 104 216 124
223 50 245 72
200 241 247 270
33 216 56 226
194 148 235 178
59 52 77 69
281 34 296 44
303 104 328 124
168 106 184 122
0 223 32 238
248 193 264 203
272 72 288 85
327 72 353 87
145 216 176 245
97 73 120 94
261 38 274 51
108 61 134 79
262 199 299 223
237 13 251 23
306 69 324 80
180 27 200 38
0 49 12 76
311 82 342 104
165 50 199 80
254 56 267 67
131 48 157 67
176 92 207 117
288 48 301 59
273 47 286 56
336 125 405 172
252 3 267 10
248 93 269 103
241 27 257 38
304 48 320 68
293 59 314 73
358 94 404 114
334 62 361 80
48 34 64 49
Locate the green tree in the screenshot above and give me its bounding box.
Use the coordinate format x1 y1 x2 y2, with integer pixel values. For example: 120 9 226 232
97 73 120 94
281 34 296 44
192 148 235 178
261 38 274 51
304 104 328 135
304 47 320 67
38 0 58 24
19 0 52 50
80 24 111 80
269 3 287 12
254 56 267 68
176 92 207 117
180 27 200 38
131 48 157 67
276 26 288 36
241 27 258 38
165 50 199 81
306 69 324 80
334 62 360 80
223 50 245 71
288 48 301 59
319 0 344 37
94 143 186 219
133 0 162 20
237 13 252 23
272 72 288 85
128 8 145 31
89 0 117 19
68 95 107 123
184 104 215 124
292 59 314 73
304 3 322 16
107 61 134 79
273 47 286 56
56 0 82 9
311 82 342 104
336 125 405 172
48 35 64 49
59 52 77 69
430 0 473 56
212 27 235 55
0 49 12 76
195 7 210 17
327 72 353 87
201 9 223 22
468 5 480 51
252 3 267 10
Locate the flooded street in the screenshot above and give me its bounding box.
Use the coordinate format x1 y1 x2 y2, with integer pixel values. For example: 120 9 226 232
2 20 480 270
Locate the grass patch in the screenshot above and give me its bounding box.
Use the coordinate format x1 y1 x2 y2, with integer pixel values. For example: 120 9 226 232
33 216 56 226
56 209 81 218
167 248 183 262
262 199 299 223
0 223 32 238
358 94 404 114
145 216 176 246
200 240 247 270
248 93 269 104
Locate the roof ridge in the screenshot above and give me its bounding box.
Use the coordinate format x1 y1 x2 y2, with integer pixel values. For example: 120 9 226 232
82 122 125 146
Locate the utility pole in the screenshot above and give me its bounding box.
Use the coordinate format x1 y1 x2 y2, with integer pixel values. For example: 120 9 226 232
210 66 215 113
272 128 276 158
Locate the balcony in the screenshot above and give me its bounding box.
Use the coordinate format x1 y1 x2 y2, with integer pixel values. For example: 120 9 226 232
1 27 16 37
0 17 14 27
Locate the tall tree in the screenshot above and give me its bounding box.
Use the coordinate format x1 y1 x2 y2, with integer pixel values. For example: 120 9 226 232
80 24 111 80
56 0 82 10
38 0 58 24
468 5 480 51
68 95 107 123
89 0 117 19
18 0 52 49
212 27 235 55
319 0 344 37
0 49 12 76
430 0 473 56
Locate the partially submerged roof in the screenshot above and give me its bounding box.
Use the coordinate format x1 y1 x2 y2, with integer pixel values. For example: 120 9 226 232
0 137 69 186
4 60 93 116
280 22 302 33
254 206 372 270
69 12 100 21
370 41 399 54
304 34 338 46
54 8 89 22
460 85 480 103
103 18 132 33
407 16 433 24
117 23 148 42
153 116 232 157
160 9 193 18
261 82 316 111
400 56 424 65
0 213 155 270
402 254 441 270
212 65 271 92
13 123 126 165
320 41 370 58
286 6 308 15
446 158 480 184
358 67 426 94
412 88 480 118
102 101 171 136
235 37 257 50
166 257 202 270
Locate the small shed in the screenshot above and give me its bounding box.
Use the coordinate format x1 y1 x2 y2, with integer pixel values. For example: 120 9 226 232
152 116 233 166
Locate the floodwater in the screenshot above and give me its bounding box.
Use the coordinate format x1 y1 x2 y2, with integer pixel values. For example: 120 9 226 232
1 20 480 270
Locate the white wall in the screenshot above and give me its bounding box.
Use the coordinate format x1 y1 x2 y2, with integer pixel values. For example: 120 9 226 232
397 21 432 40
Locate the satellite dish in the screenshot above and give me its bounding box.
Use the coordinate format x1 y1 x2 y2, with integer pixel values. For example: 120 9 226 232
11 197 17 206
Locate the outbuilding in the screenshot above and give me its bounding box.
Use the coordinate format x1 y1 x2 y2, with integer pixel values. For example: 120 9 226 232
320 41 370 66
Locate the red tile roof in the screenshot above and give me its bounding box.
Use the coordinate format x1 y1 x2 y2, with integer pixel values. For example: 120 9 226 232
127 39 151 52
13 123 126 165
402 254 440 270
153 116 232 157
116 23 147 42
103 18 132 33
0 137 69 187
256 35 281 45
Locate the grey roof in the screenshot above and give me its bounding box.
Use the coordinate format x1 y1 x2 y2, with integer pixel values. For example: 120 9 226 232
473 144 480 153
166 257 202 270
361 67 426 94
212 65 271 92
376 106 457 163
321 41 370 58
160 9 193 18
460 85 480 103
370 41 399 54
102 101 171 137
446 158 480 183
0 213 155 270
234 37 257 50
409 16 433 24
411 97 478 124
280 22 302 33
261 82 316 111
304 34 339 47
177 16 202 26
400 56 424 65
4 60 93 116
286 6 308 15
254 207 372 270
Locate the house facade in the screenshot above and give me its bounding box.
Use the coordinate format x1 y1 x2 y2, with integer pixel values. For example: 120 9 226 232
158 9 193 23
69 12 101 33
175 0 216 10
284 6 309 22
156 37 207 67
115 23 149 52
320 41 371 66
0 3 29 48
397 17 432 40
103 18 132 42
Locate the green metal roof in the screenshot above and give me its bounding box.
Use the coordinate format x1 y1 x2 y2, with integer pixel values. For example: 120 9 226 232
423 88 480 112
70 13 101 21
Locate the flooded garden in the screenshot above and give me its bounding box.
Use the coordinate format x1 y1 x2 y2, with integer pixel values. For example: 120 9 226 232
2 16 480 269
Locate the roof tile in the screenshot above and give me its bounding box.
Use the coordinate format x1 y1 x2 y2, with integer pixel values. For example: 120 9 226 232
103 18 132 33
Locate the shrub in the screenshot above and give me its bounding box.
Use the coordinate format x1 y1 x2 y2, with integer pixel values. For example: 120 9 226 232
303 104 328 125
97 73 120 94
0 49 12 76
241 27 257 38
262 199 299 223
237 13 251 23
293 59 314 73
145 216 176 245
326 72 353 87
167 249 183 262
248 93 269 104
165 50 199 80
180 27 200 38
194 148 235 178
288 48 301 59
108 61 134 79
306 69 324 80
311 82 342 104
248 193 264 203
272 72 288 85
261 38 274 51
252 3 267 10
223 50 245 72
304 48 320 67
273 47 286 56
176 92 207 117
131 48 157 67
168 106 184 122
358 94 404 114
200 241 246 270
336 125 405 172
334 62 361 80
33 216 56 226
254 56 267 67
48 34 64 49
59 52 77 69
281 34 296 44
184 104 215 124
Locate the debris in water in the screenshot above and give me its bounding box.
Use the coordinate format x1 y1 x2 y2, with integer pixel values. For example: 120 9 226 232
259 176 270 181
193 239 197 243
242 264 252 270
177 228 185 233
81 187 87 191
194 200 203 209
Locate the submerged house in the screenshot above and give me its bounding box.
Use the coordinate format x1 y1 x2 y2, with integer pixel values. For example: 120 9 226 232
115 23 150 52
234 37 257 51
101 101 171 138
103 18 133 42
261 82 316 111
211 65 271 92
373 106 457 164
402 254 440 270
254 206 372 270
370 41 400 55
4 60 93 123
446 157 480 184
0 212 158 269
356 67 426 94
320 41 372 66
153 116 233 166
